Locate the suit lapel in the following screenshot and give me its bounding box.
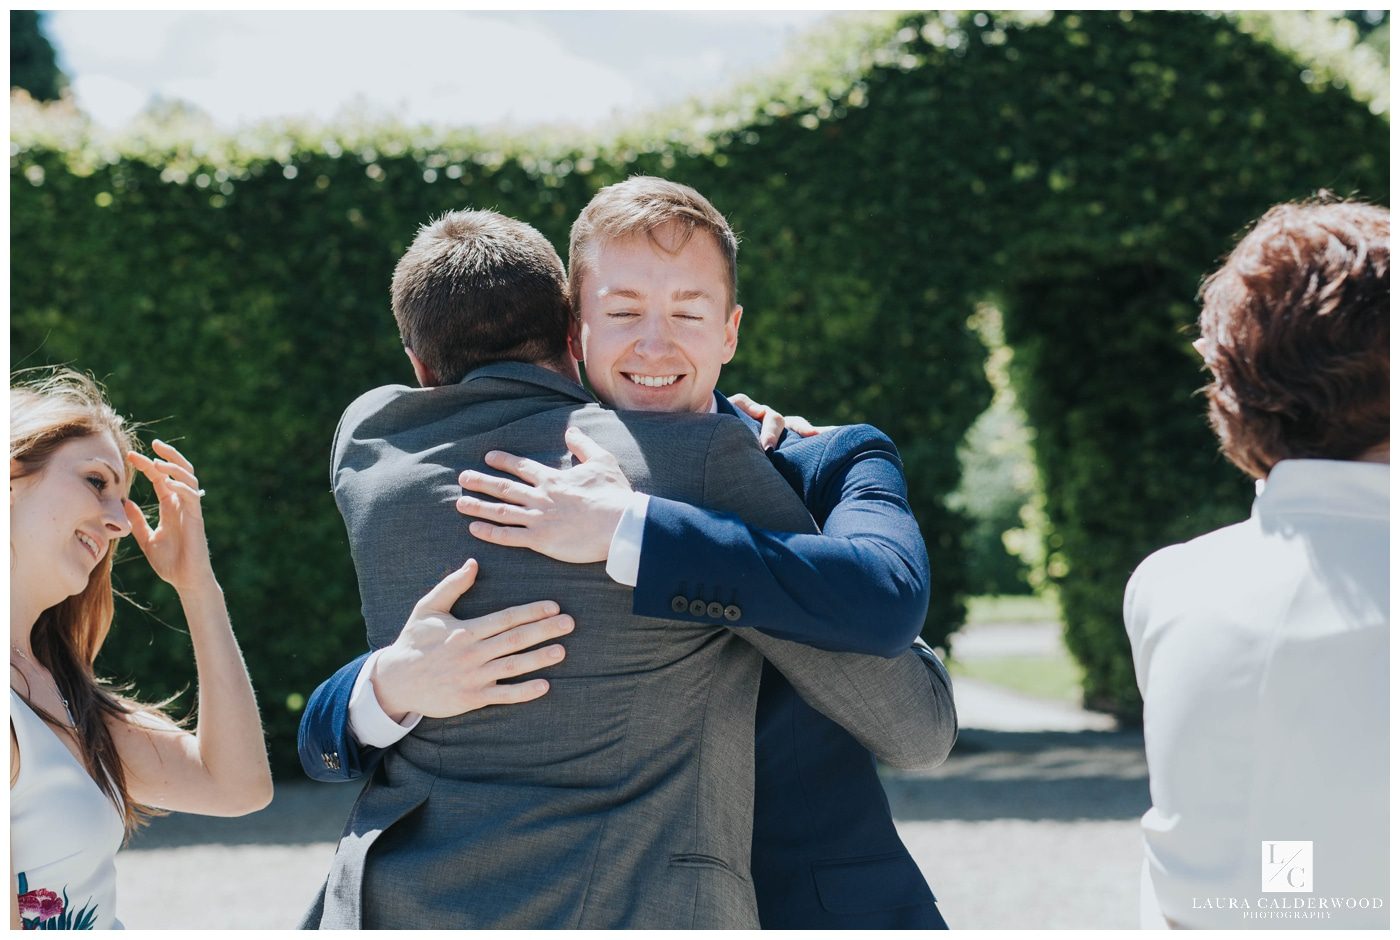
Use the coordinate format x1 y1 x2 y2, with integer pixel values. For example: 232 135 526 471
714 391 762 431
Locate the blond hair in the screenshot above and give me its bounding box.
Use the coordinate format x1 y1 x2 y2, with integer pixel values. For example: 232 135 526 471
568 176 740 313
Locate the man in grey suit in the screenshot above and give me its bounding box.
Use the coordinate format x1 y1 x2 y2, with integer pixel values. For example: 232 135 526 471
305 210 951 929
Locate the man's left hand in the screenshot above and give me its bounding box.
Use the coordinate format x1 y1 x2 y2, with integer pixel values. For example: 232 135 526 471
457 427 637 564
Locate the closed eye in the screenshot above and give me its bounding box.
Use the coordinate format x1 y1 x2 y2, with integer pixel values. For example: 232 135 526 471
673 312 704 321
607 311 640 319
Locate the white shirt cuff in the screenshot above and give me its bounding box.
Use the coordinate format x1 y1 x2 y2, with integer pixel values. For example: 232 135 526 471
348 648 421 748
605 492 651 587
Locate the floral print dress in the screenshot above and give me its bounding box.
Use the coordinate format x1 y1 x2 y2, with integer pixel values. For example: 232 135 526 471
10 689 124 929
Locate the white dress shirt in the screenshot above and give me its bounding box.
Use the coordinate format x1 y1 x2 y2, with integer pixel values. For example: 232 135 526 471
348 648 422 746
1124 459 1389 929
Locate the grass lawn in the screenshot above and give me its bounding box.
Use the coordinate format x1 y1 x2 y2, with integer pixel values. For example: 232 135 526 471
948 654 1085 704
964 593 1058 625
954 593 1082 704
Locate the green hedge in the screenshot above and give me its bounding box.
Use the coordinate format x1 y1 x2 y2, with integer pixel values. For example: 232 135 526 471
11 12 1387 772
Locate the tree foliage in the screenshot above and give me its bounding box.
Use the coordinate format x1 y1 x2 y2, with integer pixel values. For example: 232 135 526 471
10 11 65 102
10 12 1387 771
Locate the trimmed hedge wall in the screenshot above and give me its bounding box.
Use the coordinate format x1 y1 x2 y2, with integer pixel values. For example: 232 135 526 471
11 12 1387 771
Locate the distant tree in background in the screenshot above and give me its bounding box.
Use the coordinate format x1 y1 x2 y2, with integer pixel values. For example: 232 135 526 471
10 10 65 101
1343 10 1389 39
1335 11 1389 62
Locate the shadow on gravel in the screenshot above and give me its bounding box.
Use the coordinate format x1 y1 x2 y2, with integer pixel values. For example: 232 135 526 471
127 780 364 850
131 728 1151 848
883 728 1151 823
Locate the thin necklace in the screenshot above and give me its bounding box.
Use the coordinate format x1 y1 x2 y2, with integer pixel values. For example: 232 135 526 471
11 646 76 729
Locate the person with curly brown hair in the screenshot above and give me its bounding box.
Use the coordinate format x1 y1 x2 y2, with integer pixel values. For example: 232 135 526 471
1125 197 1389 929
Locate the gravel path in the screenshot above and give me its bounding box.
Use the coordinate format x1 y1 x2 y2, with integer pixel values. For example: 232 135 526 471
114 622 1151 929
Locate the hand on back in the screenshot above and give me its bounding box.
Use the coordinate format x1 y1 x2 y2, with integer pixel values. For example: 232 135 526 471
372 559 574 721
456 427 637 564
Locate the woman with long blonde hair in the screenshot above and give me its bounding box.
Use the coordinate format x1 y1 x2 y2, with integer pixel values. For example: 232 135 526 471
10 369 272 930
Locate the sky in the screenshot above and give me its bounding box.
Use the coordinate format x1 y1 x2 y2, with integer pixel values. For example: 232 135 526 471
44 11 832 131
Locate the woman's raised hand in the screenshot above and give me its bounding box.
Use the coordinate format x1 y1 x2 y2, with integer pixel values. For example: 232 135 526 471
124 439 216 592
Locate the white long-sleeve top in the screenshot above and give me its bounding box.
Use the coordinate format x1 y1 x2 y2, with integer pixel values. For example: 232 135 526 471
1125 459 1389 929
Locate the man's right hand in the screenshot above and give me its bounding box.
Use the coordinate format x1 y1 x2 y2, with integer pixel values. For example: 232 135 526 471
371 558 574 721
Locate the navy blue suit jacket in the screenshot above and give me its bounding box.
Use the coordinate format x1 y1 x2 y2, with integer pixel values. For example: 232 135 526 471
298 394 952 928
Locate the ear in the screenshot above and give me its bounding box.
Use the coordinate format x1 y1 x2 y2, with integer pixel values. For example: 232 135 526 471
567 317 584 362
10 457 24 507
720 305 743 365
405 347 437 388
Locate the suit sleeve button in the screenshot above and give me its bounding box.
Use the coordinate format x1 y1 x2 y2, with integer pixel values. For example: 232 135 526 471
724 605 742 622
689 599 707 616
706 602 725 619
671 595 689 613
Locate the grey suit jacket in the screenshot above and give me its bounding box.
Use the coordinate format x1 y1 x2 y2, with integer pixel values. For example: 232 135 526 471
308 362 949 930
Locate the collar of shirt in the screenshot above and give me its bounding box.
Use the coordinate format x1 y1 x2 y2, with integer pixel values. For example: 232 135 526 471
1253 458 1389 521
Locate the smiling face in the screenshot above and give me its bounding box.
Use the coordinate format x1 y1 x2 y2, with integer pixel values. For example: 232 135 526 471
575 222 742 414
10 433 132 610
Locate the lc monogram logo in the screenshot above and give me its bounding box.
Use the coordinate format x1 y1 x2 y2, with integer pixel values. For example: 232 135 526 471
1261 841 1313 893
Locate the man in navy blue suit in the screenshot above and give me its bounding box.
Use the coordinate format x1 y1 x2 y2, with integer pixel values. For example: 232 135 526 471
299 177 955 928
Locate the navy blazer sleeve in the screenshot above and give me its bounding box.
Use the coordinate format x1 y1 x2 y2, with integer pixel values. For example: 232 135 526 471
297 650 383 782
633 423 931 658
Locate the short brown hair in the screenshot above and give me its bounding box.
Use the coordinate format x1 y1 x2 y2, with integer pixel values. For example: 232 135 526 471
1196 197 1389 478
391 210 571 386
568 176 739 313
